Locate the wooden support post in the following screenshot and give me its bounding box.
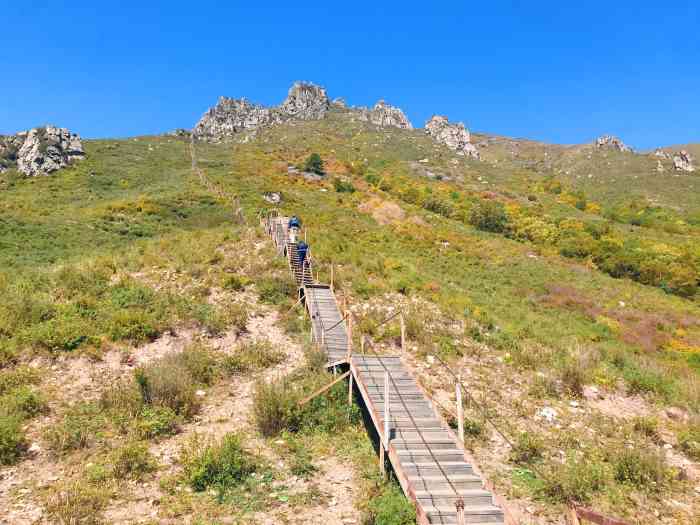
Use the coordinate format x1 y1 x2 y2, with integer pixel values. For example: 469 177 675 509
347 316 353 356
456 498 465 525
304 229 307 242
297 371 351 406
348 372 353 406
360 334 365 354
330 264 334 291
400 313 406 352
456 376 464 443
383 370 390 445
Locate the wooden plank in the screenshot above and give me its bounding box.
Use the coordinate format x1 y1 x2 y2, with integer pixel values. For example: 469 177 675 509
298 371 351 405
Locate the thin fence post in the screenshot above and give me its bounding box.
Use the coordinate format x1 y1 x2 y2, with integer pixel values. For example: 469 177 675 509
400 313 406 352
456 498 465 525
330 264 334 291
381 370 390 477
456 375 464 443
361 334 365 354
348 372 353 407
347 315 353 356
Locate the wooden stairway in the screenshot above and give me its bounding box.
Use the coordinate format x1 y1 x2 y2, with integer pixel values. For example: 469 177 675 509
263 214 508 525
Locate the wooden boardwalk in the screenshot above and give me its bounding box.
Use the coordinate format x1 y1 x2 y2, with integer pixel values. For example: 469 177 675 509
265 214 507 525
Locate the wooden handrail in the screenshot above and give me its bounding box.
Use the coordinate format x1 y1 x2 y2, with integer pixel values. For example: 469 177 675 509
297 371 351 406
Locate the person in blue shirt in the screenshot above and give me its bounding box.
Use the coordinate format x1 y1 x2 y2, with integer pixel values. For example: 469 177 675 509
288 215 301 243
296 241 309 266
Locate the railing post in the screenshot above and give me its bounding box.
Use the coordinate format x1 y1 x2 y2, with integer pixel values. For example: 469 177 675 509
456 375 464 443
360 334 365 354
348 372 353 406
347 315 353 356
456 498 465 525
330 264 334 291
400 313 406 352
381 370 390 477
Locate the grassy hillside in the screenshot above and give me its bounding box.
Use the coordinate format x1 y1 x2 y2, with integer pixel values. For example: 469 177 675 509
0 111 698 523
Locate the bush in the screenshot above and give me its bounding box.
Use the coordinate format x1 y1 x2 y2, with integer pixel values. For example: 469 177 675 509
136 406 181 439
179 342 220 385
678 422 700 460
333 178 356 193
257 277 296 305
111 441 156 480
45 403 104 453
252 377 300 437
45 479 110 525
463 417 485 438
613 449 667 491
135 354 200 418
192 302 249 336
0 415 26 464
0 386 49 419
181 433 259 493
542 456 609 502
0 365 41 395
304 153 324 175
222 339 285 374
468 200 509 233
365 484 416 525
222 274 246 291
510 432 544 464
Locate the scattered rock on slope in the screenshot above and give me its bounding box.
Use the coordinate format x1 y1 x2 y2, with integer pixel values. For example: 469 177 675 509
1 126 85 176
357 100 413 129
673 150 695 172
425 115 480 159
595 135 631 152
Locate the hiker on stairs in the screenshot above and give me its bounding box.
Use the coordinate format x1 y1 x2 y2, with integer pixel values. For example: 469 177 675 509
288 215 301 243
296 240 309 267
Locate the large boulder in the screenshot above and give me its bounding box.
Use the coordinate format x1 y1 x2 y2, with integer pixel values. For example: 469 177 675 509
595 135 631 152
358 100 412 129
673 150 695 172
1 126 85 176
425 115 479 159
278 81 329 120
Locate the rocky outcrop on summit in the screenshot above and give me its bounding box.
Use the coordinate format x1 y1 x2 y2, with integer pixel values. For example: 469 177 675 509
424 115 479 159
1 126 85 176
194 81 329 140
358 100 412 130
193 97 277 140
278 82 329 120
595 135 631 152
673 150 695 172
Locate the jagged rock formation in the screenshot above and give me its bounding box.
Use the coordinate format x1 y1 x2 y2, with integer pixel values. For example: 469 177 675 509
357 100 412 129
193 97 277 140
654 149 670 159
424 115 480 159
595 135 631 152
194 81 330 141
673 150 695 172
1 126 85 176
278 81 329 120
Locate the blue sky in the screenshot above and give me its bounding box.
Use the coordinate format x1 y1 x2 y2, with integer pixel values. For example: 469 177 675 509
2 1 698 149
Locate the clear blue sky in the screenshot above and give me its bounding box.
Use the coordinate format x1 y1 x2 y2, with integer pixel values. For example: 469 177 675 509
2 2 698 149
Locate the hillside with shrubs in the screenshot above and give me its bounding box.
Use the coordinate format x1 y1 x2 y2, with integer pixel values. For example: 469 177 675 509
0 108 698 524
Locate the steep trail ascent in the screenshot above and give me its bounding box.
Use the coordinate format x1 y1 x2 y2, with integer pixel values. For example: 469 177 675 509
264 213 510 525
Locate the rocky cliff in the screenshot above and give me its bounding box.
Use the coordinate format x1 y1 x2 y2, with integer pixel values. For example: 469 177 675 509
0 126 85 176
595 135 632 152
673 150 695 172
424 115 480 159
194 81 330 141
357 100 412 129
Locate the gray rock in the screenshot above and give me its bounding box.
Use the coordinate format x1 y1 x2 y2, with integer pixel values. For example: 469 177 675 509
193 81 329 141
193 97 277 141
278 81 329 121
263 192 282 204
357 100 412 129
654 148 670 159
424 115 480 159
1 126 85 177
595 135 631 152
673 150 695 172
